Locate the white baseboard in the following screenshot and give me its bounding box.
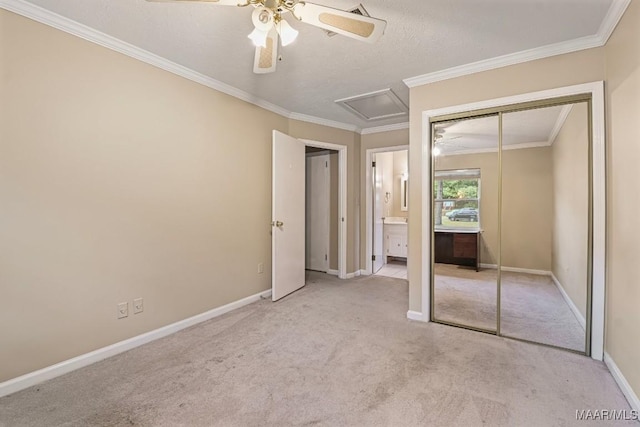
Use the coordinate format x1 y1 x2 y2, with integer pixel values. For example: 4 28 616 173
327 269 339 276
478 263 551 276
604 352 640 413
501 266 550 276
359 269 371 276
550 273 586 330
0 289 271 398
345 271 361 279
407 310 425 321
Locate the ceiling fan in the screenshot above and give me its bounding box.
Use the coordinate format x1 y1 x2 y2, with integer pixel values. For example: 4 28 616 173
146 0 387 73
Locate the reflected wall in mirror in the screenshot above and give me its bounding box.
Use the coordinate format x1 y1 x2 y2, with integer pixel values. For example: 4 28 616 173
431 116 499 332
500 102 589 352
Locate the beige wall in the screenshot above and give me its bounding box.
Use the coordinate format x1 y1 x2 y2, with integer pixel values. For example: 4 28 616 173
359 129 409 268
408 47 606 313
391 150 409 217
604 0 640 403
0 10 289 382
0 10 360 382
435 147 552 270
502 146 553 271
551 103 589 318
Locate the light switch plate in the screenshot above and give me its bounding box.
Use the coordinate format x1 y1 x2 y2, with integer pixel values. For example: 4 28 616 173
117 302 128 319
133 298 143 314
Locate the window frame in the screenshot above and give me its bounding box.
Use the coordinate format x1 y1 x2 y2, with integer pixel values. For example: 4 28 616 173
433 168 481 230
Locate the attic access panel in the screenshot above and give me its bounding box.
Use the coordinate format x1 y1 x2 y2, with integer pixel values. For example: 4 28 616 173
335 88 408 121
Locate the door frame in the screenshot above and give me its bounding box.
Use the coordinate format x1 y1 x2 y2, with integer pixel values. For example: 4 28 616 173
301 139 347 279
419 81 605 361
305 153 331 272
364 145 409 275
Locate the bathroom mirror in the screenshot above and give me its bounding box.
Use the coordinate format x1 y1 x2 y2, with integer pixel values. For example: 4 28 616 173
400 176 408 211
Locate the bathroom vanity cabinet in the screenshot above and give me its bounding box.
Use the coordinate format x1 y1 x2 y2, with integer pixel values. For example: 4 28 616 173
385 223 408 261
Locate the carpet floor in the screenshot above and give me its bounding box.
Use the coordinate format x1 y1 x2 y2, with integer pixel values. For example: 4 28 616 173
434 264 586 352
0 272 632 426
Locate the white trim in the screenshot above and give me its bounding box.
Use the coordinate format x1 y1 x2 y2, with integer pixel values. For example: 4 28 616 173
0 0 288 118
365 145 410 275
289 112 360 133
597 0 633 45
478 264 551 276
439 140 551 157
420 82 606 361
403 0 631 88
361 122 410 135
359 269 371 276
547 104 574 145
327 269 339 276
345 271 361 279
420 115 432 324
301 139 348 280
0 0 361 135
0 289 271 398
551 273 586 330
604 352 640 413
335 88 408 122
407 310 424 321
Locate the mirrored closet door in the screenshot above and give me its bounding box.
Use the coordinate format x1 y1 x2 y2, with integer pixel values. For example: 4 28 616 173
431 115 499 333
430 98 592 354
500 102 590 353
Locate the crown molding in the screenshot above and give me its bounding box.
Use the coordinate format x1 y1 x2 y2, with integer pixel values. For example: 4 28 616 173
0 0 294 118
361 122 410 135
403 35 602 88
288 112 361 133
438 140 550 157
547 104 574 145
596 0 632 45
0 0 365 134
403 0 632 88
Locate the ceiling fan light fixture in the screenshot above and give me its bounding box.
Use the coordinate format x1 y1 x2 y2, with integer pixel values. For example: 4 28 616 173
248 27 269 47
252 6 275 31
277 19 298 46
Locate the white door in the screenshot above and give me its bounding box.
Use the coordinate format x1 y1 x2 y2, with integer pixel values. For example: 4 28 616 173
305 154 330 272
372 155 385 273
272 130 306 301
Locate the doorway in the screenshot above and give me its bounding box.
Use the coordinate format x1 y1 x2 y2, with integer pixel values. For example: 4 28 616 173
423 85 605 358
271 131 348 301
365 146 409 278
305 147 338 274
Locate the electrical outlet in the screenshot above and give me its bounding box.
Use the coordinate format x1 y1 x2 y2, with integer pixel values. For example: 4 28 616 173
133 298 144 314
258 262 264 274
117 302 128 319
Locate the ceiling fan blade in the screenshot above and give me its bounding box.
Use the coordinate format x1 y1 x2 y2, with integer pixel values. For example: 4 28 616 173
293 2 386 43
145 0 239 4
253 28 278 74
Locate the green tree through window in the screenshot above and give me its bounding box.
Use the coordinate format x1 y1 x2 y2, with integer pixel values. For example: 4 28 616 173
434 169 480 229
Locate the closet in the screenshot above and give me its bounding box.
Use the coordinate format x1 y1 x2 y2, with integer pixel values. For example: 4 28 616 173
430 96 591 354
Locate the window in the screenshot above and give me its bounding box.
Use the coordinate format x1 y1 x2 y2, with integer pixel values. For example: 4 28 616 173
434 169 480 229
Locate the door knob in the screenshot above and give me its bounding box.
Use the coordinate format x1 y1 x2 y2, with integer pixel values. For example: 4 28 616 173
272 220 284 227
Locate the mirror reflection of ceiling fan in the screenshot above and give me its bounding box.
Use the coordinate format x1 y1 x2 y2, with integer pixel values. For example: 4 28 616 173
146 0 387 73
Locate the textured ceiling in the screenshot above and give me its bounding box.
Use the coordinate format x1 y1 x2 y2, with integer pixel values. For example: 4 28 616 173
18 0 613 130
